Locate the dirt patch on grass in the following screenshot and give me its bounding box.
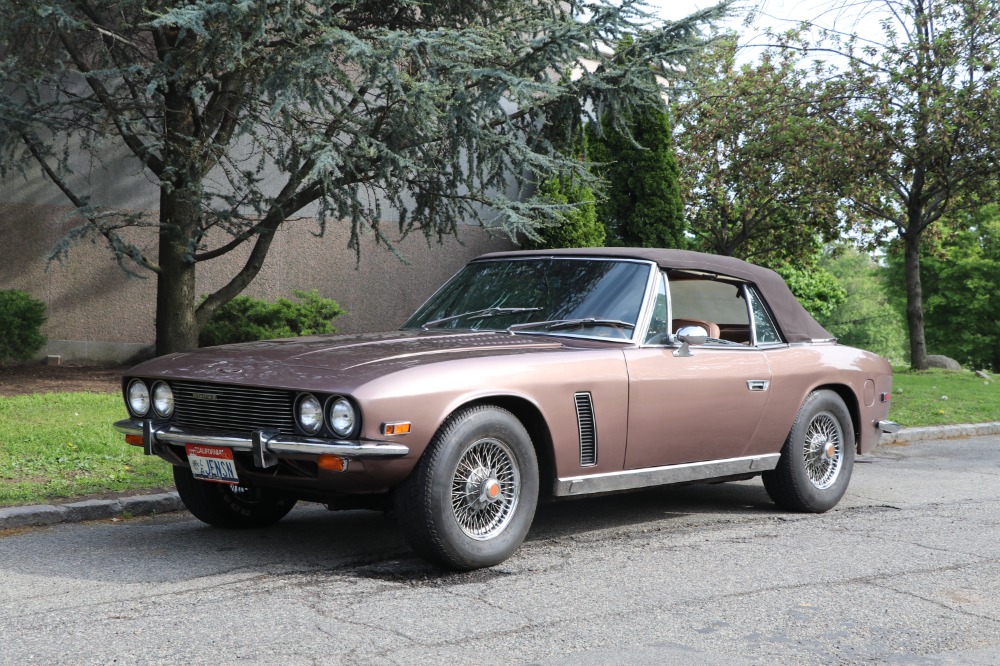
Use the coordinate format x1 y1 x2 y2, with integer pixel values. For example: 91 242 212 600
0 363 126 397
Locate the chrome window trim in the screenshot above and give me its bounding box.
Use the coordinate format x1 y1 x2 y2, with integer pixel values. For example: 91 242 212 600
744 284 785 346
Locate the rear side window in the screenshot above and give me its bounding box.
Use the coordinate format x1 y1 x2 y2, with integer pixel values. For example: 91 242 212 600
747 287 783 344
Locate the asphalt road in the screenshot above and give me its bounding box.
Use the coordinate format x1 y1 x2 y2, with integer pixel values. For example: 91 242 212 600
1 436 998 665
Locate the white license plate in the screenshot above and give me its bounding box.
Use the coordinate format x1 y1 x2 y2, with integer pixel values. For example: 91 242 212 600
186 444 240 484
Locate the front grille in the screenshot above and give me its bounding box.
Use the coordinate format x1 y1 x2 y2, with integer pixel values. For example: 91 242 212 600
575 392 597 466
170 381 296 435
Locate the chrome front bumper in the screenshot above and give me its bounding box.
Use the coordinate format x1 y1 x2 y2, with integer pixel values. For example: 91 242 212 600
114 419 410 468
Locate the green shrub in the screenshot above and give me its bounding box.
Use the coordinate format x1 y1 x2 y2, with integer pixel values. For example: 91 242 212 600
0 290 47 362
199 290 345 347
524 175 604 249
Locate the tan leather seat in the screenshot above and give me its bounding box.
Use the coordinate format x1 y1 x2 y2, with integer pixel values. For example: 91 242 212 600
672 318 721 339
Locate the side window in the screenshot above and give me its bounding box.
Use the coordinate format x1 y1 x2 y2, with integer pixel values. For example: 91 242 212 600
747 287 783 344
668 276 749 343
643 273 668 344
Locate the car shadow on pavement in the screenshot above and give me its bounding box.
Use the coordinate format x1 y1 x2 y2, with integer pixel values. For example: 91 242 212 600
528 478 777 541
0 479 779 584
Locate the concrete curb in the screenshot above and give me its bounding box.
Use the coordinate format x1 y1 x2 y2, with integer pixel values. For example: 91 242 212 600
2 422 1000 531
0 492 183 531
879 421 1000 445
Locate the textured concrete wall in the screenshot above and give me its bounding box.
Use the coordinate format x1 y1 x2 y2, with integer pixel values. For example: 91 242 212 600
0 203 516 363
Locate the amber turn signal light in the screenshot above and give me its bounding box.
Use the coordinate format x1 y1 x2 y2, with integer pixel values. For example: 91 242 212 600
125 434 143 447
318 455 348 472
381 421 411 436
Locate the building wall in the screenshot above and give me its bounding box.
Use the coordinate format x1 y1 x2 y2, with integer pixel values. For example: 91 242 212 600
0 202 516 363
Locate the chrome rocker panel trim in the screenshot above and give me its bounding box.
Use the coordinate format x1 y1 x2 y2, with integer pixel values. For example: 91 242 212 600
555 453 781 497
114 419 410 460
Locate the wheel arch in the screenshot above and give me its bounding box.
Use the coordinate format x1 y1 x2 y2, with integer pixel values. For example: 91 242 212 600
443 395 556 500
813 383 861 452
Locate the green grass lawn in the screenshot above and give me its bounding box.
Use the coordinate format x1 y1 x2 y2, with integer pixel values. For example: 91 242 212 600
889 368 998 428
0 369 995 508
0 393 173 507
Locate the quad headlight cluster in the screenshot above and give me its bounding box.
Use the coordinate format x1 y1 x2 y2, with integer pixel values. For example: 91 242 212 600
126 378 358 439
295 393 358 438
126 379 174 418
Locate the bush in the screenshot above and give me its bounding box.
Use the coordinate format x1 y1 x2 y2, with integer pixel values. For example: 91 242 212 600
199 290 345 347
0 290 47 362
524 176 604 249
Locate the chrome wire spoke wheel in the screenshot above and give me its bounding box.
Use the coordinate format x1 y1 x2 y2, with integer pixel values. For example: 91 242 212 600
802 411 844 490
450 437 521 540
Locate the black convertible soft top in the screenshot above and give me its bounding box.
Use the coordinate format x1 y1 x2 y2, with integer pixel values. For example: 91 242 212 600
477 247 835 344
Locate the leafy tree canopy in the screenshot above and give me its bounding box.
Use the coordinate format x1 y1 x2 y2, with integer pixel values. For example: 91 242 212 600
0 0 731 354
672 34 849 267
886 205 1000 372
817 245 908 364
793 0 1000 369
773 261 846 321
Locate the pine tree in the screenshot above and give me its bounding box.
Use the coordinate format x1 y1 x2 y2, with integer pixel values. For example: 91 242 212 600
0 0 728 352
588 103 686 248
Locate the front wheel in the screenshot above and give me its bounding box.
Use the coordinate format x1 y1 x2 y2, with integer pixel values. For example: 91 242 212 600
762 390 855 513
173 465 297 528
395 405 539 570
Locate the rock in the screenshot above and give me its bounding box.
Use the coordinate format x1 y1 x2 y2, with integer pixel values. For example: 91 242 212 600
975 369 992 381
926 355 961 371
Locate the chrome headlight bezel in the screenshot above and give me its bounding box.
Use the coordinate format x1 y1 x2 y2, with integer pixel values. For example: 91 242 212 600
151 381 174 418
127 379 150 417
327 397 357 438
295 393 324 435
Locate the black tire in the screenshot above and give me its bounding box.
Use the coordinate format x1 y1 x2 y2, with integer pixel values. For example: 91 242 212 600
173 465 297 529
395 405 539 570
762 390 855 513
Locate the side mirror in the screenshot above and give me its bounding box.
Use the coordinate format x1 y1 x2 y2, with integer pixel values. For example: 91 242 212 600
672 325 708 357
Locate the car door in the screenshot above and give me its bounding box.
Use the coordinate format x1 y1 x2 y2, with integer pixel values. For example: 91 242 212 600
623 273 773 470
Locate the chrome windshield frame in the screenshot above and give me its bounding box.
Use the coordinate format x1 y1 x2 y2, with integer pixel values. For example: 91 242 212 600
402 257 659 345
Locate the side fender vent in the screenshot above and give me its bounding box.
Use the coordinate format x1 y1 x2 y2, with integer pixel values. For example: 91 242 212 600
575 392 597 466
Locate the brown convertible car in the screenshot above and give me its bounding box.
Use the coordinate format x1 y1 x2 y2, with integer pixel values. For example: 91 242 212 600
115 248 898 569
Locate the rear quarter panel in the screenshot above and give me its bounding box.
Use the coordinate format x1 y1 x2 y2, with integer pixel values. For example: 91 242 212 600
748 343 893 456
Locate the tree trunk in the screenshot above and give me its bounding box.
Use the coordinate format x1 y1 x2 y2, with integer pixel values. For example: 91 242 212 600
903 230 928 370
156 72 201 356
156 192 199 355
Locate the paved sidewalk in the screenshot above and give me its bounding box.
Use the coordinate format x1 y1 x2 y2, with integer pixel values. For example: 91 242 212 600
2 421 999 531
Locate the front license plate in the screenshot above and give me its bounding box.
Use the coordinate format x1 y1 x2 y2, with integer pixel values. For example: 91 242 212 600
186 444 240 484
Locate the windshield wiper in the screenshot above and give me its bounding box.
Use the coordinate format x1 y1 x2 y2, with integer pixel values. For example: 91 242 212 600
421 307 542 330
507 318 635 333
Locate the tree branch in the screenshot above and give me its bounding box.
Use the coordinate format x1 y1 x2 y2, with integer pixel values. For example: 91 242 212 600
21 133 161 273
56 30 164 176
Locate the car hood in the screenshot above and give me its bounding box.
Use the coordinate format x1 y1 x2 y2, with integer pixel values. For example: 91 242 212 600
126 330 589 392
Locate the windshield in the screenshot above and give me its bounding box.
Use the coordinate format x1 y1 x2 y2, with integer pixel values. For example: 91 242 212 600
403 258 653 340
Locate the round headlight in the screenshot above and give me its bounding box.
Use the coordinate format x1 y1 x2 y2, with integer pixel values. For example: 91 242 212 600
296 393 323 435
127 380 150 417
151 381 174 418
328 397 356 438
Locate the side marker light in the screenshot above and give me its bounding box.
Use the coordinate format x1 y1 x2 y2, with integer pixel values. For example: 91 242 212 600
382 422 412 436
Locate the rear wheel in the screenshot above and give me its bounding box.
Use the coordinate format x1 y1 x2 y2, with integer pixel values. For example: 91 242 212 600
173 465 297 528
762 390 855 513
395 405 539 570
